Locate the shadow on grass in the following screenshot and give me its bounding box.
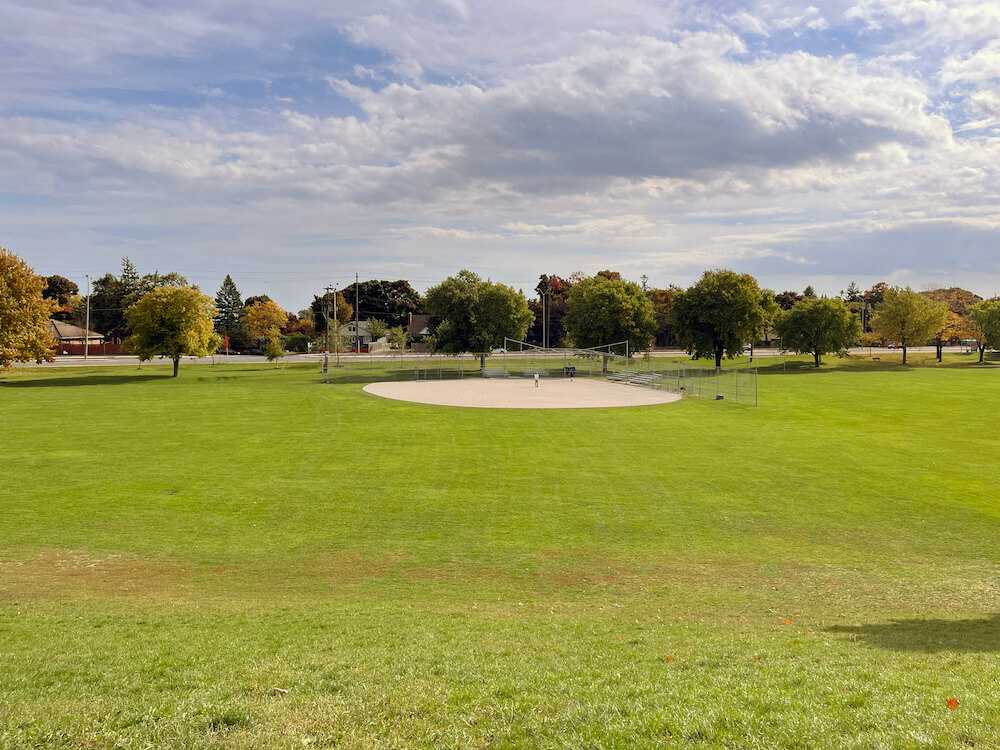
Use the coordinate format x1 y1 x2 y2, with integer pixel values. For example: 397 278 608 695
749 358 938 374
319 370 507 385
0 373 167 388
825 614 1000 652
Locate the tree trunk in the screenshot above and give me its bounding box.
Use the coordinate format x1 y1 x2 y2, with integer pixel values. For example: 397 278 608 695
714 346 723 369
936 341 943 362
172 357 180 377
480 353 486 373
814 351 821 367
902 346 907 365
980 344 986 363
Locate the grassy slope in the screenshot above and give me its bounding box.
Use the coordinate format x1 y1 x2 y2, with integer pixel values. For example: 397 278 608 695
1 356 998 748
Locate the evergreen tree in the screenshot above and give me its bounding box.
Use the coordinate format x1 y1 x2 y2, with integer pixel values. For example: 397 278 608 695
214 275 244 335
120 257 141 298
844 281 862 303
803 285 817 299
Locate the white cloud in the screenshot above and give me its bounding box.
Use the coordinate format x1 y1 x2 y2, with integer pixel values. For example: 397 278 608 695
3 0 1000 303
941 39 1000 84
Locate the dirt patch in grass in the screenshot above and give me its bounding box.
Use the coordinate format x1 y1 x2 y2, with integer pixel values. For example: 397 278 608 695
0 550 182 599
0 549 814 604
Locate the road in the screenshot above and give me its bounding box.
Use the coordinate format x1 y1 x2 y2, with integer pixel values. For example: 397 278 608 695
11 346 972 369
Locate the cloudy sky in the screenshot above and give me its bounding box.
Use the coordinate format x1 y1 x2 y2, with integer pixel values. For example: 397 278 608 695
2 0 999 308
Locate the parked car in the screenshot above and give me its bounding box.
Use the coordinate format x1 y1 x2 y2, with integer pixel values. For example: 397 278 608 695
886 342 902 349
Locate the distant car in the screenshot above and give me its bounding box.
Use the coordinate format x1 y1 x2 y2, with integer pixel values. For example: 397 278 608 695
886 342 902 349
491 348 506 354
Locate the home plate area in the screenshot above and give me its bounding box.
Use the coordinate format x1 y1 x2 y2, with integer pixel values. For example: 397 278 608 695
362 377 682 409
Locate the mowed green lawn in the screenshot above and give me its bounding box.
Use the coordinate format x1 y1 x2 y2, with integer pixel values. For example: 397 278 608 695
1 356 998 749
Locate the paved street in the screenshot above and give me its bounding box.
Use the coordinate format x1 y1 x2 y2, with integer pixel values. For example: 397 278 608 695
11 346 972 369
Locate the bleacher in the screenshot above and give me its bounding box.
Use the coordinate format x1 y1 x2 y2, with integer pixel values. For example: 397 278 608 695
605 371 662 387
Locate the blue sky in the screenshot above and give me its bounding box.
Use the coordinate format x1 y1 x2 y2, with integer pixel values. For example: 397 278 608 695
2 0 1000 308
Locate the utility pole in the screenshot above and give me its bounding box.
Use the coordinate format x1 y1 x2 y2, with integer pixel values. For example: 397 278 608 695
333 285 341 366
355 272 360 356
322 284 333 375
541 291 546 349
84 274 90 361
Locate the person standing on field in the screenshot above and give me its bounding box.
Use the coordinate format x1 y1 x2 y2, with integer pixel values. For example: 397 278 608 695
534 372 539 387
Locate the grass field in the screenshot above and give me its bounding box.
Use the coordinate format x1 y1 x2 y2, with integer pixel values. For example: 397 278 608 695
1 355 999 748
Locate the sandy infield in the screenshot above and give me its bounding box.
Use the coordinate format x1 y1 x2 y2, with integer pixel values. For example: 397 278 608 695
362 377 682 409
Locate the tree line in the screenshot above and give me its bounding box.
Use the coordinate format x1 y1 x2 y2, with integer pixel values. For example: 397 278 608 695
4 245 1000 373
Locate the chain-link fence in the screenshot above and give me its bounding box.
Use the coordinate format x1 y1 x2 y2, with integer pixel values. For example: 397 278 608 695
321 351 758 405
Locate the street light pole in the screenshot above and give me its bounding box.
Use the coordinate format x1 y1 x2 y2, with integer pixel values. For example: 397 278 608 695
84 274 90 361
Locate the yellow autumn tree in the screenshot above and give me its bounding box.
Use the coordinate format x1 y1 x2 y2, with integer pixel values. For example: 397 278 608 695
124 286 219 377
245 299 287 364
870 286 948 364
0 247 56 370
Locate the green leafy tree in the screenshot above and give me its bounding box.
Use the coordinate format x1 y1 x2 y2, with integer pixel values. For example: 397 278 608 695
802 285 817 299
647 286 681 345
366 318 389 342
967 299 1000 363
124 287 219 377
264 334 286 364
388 325 411 353
870 286 948 364
284 332 310 353
671 270 777 368
564 274 656 357
244 294 272 309
136 270 188 297
774 297 861 367
646 285 682 346
774 290 804 310
1 247 56 369
424 270 534 370
341 280 423 327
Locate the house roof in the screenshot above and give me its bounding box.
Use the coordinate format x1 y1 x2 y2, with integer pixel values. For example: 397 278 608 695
47 320 103 341
407 313 430 337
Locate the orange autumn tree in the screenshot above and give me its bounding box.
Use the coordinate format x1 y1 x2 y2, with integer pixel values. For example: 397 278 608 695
932 311 980 362
0 247 56 369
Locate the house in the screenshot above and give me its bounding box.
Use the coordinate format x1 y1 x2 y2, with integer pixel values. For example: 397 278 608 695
46 321 104 347
407 313 430 352
345 320 372 350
